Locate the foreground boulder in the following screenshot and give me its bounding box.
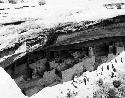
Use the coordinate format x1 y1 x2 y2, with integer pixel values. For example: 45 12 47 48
0 67 26 98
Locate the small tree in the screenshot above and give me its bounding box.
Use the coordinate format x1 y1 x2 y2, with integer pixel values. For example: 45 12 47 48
38 0 46 6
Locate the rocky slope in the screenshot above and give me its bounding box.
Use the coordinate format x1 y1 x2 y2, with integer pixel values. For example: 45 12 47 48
31 51 125 98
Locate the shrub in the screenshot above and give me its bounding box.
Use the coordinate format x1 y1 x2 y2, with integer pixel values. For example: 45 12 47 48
8 0 17 4
38 0 46 6
113 80 121 88
96 78 103 87
107 88 117 98
118 85 125 97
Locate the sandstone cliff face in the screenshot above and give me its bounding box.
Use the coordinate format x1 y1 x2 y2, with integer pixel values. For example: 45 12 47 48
0 0 125 69
1 0 125 97
0 0 46 5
